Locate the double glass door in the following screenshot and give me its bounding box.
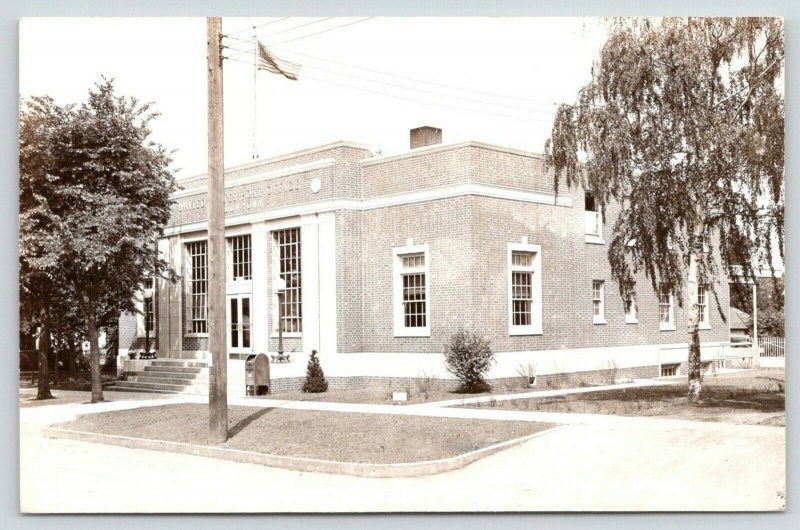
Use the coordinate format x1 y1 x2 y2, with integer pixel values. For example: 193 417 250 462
228 294 252 352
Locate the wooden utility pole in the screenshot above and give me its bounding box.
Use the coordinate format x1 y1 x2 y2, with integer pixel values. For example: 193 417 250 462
207 17 228 443
752 282 760 368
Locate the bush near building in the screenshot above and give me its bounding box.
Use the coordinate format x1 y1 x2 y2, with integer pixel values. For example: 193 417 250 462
303 350 328 393
444 330 495 393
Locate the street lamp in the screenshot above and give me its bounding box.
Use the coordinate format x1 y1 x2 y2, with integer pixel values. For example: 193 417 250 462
275 276 286 360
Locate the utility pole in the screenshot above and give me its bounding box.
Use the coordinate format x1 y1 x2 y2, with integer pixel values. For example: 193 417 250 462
752 282 759 368
207 17 228 443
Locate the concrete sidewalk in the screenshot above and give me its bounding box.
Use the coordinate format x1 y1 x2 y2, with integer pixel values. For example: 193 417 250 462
21 378 783 436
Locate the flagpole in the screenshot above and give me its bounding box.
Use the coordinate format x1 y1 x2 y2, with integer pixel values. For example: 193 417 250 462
252 28 258 159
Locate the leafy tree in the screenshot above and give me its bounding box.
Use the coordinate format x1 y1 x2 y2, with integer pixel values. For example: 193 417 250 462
19 79 178 403
730 276 784 337
20 95 74 400
545 18 784 396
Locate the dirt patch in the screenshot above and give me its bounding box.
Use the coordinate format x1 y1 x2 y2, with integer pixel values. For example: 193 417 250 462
465 370 785 425
263 384 536 405
54 404 554 464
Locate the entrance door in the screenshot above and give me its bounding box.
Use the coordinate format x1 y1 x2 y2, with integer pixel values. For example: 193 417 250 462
227 295 252 352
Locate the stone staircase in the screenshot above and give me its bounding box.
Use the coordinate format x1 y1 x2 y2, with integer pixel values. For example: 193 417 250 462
108 359 209 395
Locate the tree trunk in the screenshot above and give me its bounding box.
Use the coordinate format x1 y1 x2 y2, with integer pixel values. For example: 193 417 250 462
87 311 105 403
68 336 77 382
686 228 704 400
36 307 53 400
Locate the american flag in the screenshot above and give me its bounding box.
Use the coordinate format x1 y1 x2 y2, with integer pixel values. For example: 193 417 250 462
257 42 300 80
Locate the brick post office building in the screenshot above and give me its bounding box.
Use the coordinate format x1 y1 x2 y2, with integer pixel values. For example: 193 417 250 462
117 127 732 395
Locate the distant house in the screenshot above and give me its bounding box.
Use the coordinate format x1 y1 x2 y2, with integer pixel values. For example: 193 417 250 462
729 307 751 344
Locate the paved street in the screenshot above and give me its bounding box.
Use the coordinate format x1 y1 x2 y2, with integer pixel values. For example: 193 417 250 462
20 394 785 513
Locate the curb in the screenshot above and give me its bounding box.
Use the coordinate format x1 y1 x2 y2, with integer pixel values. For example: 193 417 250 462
39 424 567 479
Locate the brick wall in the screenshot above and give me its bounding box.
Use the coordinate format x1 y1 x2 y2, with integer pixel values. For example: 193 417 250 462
343 142 730 355
159 138 732 364
176 143 370 195
356 196 474 353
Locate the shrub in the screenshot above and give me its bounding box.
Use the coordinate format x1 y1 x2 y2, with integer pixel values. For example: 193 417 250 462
443 330 494 393
302 350 328 393
415 370 435 400
601 359 618 385
516 362 537 388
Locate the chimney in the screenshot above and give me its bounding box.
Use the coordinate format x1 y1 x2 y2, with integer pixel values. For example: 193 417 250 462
410 126 442 149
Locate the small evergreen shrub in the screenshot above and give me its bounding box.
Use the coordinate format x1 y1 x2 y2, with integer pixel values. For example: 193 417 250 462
443 330 494 393
302 350 328 393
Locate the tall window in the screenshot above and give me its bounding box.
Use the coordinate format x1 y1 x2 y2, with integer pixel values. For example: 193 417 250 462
510 251 534 327
659 284 675 331
393 244 430 337
229 234 252 281
274 228 302 333
624 283 638 324
401 253 427 328
697 284 710 327
508 242 542 335
584 192 602 236
592 280 605 324
143 277 155 332
187 241 208 334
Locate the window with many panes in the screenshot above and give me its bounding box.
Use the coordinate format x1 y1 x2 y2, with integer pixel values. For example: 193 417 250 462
273 228 302 334
697 284 710 328
393 244 430 337
508 242 542 335
510 251 534 327
659 284 675 330
187 241 208 334
143 277 155 332
229 234 252 281
401 253 427 328
592 280 605 324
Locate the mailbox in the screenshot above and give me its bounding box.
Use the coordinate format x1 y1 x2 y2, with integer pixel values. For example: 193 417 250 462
245 353 270 396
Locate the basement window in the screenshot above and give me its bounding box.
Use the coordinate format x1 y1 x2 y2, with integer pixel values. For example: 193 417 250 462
661 364 679 377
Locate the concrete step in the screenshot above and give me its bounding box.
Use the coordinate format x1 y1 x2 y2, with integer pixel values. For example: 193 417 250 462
144 366 205 375
109 380 207 395
106 386 182 395
150 360 209 368
127 375 208 387
133 370 208 382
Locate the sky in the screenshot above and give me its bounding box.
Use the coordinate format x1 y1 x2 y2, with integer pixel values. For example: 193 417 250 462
19 17 609 180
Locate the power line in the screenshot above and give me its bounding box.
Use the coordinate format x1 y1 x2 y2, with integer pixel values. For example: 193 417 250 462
222 55 555 123
274 47 559 108
223 18 374 60
222 51 557 116
270 17 374 46
224 17 291 38
303 73 553 122
298 62 556 116
261 17 335 39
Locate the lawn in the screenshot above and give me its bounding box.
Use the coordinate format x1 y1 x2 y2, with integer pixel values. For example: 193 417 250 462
464 369 785 426
54 404 554 464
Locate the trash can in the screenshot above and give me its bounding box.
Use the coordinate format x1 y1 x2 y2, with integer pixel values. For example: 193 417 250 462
245 353 270 396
